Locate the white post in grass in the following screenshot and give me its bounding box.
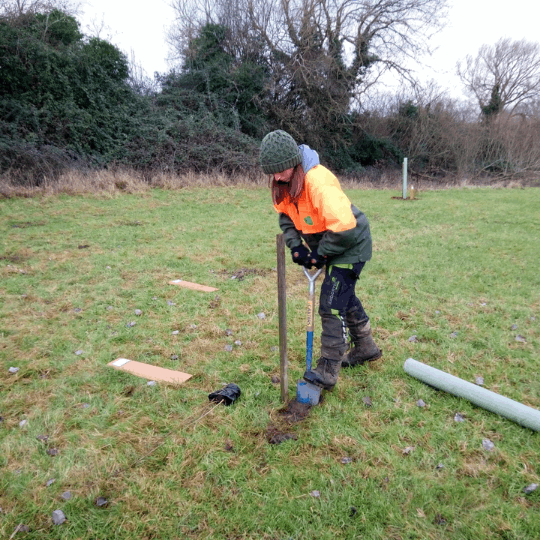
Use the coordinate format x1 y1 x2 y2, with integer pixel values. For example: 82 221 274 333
402 157 408 199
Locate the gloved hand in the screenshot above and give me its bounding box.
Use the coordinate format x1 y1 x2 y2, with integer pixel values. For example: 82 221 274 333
308 248 326 269
291 244 310 267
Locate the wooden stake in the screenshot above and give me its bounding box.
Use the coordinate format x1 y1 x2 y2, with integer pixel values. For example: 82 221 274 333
276 233 288 402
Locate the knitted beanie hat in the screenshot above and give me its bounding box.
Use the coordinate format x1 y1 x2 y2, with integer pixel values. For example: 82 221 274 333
259 130 302 174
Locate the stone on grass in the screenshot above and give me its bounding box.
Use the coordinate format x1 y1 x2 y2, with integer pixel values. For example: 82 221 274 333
8 367 19 374
482 439 495 451
170 354 178 360
224 344 233 352
310 490 320 498
408 335 418 342
271 375 280 384
46 479 56 487
12 524 30 534
75 350 83 355
363 396 372 407
171 330 179 335
95 497 108 507
52 509 66 525
341 457 353 464
402 446 415 455
225 329 233 336
475 376 484 386
257 312 266 319
167 300 175 306
61 491 72 500
454 413 465 422
234 340 242 346
147 381 157 386
515 335 527 343
36 434 48 442
47 448 59 456
134 309 143 316
436 463 444 470
19 419 27 428
126 321 136 328
511 324 518 330
417 399 426 408
523 483 538 495
450 332 459 339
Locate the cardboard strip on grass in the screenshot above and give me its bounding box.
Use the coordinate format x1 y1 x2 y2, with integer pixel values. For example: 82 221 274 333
169 279 218 292
109 358 192 384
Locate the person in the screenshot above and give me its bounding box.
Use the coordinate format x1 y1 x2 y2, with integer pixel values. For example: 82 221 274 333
259 129 382 391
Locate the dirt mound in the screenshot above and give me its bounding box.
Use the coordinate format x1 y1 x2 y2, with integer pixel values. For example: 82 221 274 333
266 426 297 444
278 399 312 423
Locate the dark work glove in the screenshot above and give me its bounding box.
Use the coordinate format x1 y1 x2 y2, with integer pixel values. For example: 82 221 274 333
209 383 241 406
291 244 310 267
309 248 326 269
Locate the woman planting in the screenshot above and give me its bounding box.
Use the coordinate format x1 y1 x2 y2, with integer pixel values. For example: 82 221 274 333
260 130 382 390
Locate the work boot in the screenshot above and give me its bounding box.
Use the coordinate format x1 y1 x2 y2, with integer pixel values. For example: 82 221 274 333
342 321 382 368
303 357 342 391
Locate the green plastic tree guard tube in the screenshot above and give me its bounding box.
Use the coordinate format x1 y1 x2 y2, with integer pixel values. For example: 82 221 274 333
404 358 540 432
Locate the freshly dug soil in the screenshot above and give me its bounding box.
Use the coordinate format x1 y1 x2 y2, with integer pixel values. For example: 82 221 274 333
266 426 298 444
264 398 315 444
278 398 313 423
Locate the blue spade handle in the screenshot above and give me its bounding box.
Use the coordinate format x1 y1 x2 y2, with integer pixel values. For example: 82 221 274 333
303 267 323 371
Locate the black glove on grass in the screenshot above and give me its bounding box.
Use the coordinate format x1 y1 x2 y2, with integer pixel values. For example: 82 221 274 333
291 244 310 267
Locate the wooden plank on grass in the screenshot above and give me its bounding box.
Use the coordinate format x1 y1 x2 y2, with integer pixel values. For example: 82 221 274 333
169 279 218 292
109 358 192 384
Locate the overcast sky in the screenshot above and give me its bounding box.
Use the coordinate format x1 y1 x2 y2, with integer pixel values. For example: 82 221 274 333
79 0 538 101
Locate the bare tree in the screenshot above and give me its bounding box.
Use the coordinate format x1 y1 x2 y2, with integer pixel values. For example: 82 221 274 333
457 38 540 118
0 0 78 17
168 0 448 146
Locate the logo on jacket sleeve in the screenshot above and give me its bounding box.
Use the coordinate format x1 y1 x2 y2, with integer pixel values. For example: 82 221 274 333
304 216 314 225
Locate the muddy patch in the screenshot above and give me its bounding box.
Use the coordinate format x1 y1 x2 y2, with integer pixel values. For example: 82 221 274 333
278 398 313 423
10 221 46 228
0 254 26 263
221 267 270 281
266 426 298 445
265 399 314 444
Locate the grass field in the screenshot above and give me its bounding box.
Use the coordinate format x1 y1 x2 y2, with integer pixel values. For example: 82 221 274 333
1 184 539 539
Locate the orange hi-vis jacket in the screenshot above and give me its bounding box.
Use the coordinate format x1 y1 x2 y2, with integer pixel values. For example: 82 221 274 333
275 164 356 234
275 163 372 264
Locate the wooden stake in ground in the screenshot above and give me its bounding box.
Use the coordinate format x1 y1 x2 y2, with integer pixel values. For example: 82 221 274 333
277 233 288 402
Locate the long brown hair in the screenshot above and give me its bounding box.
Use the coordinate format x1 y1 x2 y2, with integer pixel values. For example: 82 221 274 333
269 165 306 205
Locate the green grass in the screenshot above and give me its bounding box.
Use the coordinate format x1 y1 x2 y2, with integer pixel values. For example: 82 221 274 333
1 185 539 539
